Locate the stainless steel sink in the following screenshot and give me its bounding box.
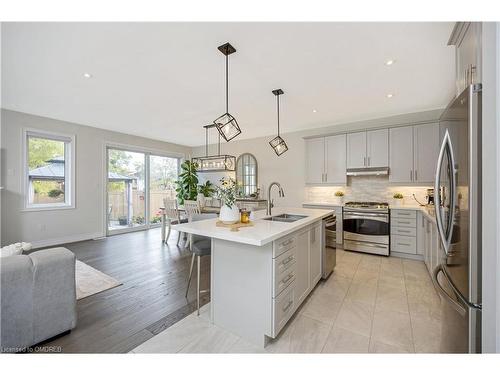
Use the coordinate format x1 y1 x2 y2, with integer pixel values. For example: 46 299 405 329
262 214 308 223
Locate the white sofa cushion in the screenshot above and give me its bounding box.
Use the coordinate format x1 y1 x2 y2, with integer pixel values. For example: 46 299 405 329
0 242 33 258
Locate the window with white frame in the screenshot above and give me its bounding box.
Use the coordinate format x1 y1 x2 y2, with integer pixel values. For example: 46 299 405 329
24 130 75 209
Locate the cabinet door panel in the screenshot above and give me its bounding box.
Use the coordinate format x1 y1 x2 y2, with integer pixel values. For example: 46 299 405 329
367 129 389 167
346 132 366 169
413 123 439 183
389 126 414 183
325 134 346 184
309 224 322 287
296 230 310 305
305 138 325 184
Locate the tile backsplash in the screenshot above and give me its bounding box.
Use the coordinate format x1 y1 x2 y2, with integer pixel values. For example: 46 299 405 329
305 176 432 205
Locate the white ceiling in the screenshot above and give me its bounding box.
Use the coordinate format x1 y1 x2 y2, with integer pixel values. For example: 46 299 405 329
1 22 455 147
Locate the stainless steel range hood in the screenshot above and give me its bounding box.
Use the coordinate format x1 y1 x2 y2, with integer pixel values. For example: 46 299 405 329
346 167 389 176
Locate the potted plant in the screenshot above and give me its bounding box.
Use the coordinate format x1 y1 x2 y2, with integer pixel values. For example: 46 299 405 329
118 216 128 226
215 177 240 224
175 160 199 205
334 190 345 205
197 180 215 207
393 192 404 206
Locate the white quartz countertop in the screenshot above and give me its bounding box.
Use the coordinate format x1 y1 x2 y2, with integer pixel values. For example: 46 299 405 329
172 207 334 247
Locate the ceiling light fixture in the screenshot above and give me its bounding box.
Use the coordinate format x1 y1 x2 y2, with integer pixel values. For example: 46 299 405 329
269 89 289 156
192 124 236 172
385 59 396 66
386 93 394 98
312 109 317 113
83 73 92 78
213 42 241 142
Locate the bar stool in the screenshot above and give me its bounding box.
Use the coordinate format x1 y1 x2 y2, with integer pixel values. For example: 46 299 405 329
185 213 217 315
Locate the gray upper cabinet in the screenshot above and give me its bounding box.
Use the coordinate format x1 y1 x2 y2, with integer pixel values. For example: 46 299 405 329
346 131 367 168
366 129 389 168
389 126 414 183
305 135 346 184
305 137 325 184
325 134 347 184
449 22 482 95
390 123 439 184
413 123 440 183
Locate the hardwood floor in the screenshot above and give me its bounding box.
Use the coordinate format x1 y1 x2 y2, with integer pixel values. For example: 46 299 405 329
37 228 210 353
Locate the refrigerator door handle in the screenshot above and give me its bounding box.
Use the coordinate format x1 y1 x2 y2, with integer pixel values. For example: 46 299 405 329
434 130 457 255
433 265 482 312
432 265 467 316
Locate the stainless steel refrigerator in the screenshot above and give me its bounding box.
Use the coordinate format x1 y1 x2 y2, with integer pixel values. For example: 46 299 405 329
432 84 482 353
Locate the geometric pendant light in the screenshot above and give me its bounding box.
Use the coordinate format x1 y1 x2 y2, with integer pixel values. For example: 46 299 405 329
269 89 289 156
213 42 242 142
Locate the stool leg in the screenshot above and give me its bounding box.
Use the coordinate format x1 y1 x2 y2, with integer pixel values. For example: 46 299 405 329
165 219 172 242
197 255 201 315
185 253 195 298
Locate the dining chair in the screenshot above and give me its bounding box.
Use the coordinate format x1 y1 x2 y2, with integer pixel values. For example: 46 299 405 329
162 198 188 245
182 200 201 249
185 213 218 315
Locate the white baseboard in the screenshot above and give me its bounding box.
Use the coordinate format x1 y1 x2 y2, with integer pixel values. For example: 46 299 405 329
31 232 105 249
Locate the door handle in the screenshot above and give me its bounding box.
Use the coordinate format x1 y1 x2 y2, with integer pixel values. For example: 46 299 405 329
363 157 366 167
415 170 418 181
410 170 413 181
432 265 467 316
434 130 457 255
367 156 370 166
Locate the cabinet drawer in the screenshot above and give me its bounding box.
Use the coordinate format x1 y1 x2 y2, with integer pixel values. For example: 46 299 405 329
391 235 417 254
273 234 297 258
391 210 417 219
274 262 296 298
391 217 417 228
272 281 296 336
274 247 297 276
391 226 417 237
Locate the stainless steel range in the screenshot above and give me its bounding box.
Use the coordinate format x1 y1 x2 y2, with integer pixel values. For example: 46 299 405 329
343 201 390 256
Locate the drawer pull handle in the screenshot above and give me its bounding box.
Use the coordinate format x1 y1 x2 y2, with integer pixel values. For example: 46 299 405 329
398 229 411 233
280 274 294 285
282 256 294 265
282 300 293 312
397 242 410 246
398 221 411 224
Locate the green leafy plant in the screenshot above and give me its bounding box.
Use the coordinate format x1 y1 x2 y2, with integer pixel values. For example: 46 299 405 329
393 193 404 199
198 180 215 197
334 191 344 197
175 160 199 205
48 189 64 198
215 177 237 208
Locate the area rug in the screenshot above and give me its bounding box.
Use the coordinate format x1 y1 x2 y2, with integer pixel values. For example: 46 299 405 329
76 260 122 300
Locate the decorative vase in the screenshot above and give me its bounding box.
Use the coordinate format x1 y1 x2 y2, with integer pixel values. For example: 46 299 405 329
219 204 240 224
197 193 206 208
335 196 344 206
393 198 404 206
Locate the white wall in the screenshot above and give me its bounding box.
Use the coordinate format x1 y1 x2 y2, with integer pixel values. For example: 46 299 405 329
481 22 500 353
0 109 191 247
192 109 443 207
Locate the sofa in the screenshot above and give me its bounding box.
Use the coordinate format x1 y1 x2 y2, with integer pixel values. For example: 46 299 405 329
0 247 77 352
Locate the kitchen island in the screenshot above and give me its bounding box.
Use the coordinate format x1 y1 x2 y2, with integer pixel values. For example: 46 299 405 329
172 207 333 347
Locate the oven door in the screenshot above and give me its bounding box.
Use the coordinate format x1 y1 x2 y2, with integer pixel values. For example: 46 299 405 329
343 212 389 244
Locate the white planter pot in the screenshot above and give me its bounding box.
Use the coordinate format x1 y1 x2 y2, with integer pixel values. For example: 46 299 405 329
219 204 240 224
393 198 404 206
335 196 344 206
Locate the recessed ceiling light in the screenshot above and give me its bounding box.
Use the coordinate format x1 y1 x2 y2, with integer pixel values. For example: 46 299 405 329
386 93 394 98
83 73 92 79
385 59 396 66
312 109 317 113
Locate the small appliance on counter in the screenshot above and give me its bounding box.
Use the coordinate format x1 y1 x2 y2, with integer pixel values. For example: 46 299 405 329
426 188 435 205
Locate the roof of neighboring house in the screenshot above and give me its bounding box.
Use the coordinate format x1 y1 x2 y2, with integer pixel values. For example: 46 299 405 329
29 160 136 181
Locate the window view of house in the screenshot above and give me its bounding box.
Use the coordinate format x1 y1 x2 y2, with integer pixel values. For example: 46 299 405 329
27 135 69 207
149 155 179 224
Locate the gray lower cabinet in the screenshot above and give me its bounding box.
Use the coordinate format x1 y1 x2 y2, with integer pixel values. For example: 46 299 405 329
271 221 323 338
390 209 417 255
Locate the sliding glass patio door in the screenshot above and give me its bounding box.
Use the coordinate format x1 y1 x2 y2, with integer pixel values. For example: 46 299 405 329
106 147 180 234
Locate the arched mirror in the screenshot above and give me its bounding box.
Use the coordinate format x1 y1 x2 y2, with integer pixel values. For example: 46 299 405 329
236 153 258 197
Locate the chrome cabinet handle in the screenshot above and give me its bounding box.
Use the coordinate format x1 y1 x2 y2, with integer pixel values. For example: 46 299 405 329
281 255 294 265
367 156 370 166
410 170 413 181
324 173 327 182
397 229 411 233
282 300 293 312
415 170 418 181
398 220 411 224
432 265 467 316
397 242 410 246
280 273 294 285
363 157 366 166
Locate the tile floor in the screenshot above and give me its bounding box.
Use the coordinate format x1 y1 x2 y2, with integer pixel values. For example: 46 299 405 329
132 249 443 353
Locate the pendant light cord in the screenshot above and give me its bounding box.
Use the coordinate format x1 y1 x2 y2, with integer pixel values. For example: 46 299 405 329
225 51 229 113
205 127 209 157
277 94 280 136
